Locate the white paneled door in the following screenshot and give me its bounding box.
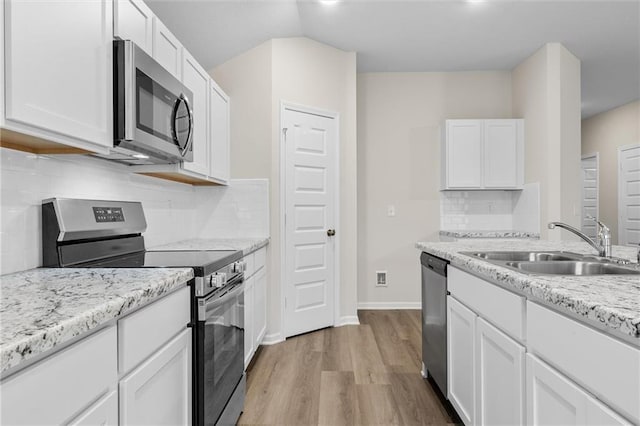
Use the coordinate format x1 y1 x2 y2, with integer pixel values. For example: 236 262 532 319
581 154 599 240
283 106 338 338
618 145 640 246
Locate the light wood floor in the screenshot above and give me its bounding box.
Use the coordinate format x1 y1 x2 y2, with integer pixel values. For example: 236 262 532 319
238 310 458 425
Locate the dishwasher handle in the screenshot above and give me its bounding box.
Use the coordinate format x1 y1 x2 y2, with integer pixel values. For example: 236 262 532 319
421 252 448 277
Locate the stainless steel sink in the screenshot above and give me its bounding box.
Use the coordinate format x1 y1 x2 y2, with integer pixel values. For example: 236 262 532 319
464 251 582 262
504 261 640 276
461 251 640 275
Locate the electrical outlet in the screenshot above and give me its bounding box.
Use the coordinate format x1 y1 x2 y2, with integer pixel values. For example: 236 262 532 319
387 205 395 217
376 271 387 287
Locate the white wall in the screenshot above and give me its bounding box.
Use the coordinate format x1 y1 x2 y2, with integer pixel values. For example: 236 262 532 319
213 37 358 339
357 71 513 308
582 100 640 244
512 43 582 239
0 148 268 275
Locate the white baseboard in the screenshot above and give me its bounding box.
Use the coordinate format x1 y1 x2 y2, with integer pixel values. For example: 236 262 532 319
336 315 360 326
357 302 421 310
260 332 284 345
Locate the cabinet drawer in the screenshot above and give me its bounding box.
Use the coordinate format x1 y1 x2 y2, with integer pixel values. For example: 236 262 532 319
527 301 640 424
448 267 525 342
1 326 117 425
118 286 190 374
254 247 266 273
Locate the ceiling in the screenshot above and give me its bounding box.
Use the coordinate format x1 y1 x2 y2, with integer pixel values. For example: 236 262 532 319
148 0 640 118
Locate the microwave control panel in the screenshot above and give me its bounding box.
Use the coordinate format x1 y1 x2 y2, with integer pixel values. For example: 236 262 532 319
92 207 125 223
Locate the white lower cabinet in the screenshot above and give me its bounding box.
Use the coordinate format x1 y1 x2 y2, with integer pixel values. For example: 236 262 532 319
119 328 192 425
254 267 267 348
527 354 631 426
69 391 118 426
0 286 192 425
475 318 525 426
447 296 476 426
244 273 255 368
0 326 117 425
243 247 268 368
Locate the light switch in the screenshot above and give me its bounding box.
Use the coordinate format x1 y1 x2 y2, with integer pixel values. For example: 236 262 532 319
387 205 396 217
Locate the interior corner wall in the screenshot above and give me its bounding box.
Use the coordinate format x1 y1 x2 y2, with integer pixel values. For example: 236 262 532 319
357 72 512 308
582 100 640 244
210 41 273 180
512 43 581 240
212 37 358 340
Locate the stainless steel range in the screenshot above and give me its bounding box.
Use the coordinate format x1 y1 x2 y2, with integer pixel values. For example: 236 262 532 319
42 198 246 426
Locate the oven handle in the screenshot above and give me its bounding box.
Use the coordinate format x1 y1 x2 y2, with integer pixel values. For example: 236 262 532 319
198 281 245 321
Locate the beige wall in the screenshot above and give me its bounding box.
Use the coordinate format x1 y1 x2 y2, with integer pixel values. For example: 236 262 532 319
582 100 640 244
211 42 273 179
212 37 358 340
512 43 581 239
357 72 512 306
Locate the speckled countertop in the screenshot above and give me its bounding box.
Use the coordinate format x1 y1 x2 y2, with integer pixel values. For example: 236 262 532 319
0 268 193 375
150 237 269 256
416 240 640 344
440 230 540 239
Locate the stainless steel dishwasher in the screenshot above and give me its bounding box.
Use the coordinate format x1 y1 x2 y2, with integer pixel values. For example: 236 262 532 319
420 252 449 397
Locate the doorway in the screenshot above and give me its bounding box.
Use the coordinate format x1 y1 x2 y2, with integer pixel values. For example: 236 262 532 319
281 103 339 338
580 153 599 240
618 144 640 246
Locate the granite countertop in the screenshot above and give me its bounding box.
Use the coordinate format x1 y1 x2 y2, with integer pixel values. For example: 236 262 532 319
440 230 540 239
0 267 194 375
416 240 640 344
150 237 270 256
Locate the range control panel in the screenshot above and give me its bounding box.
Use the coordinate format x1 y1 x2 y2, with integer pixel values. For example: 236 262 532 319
92 206 125 223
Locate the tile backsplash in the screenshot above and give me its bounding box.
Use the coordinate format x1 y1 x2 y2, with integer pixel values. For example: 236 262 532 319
440 183 540 232
0 148 269 275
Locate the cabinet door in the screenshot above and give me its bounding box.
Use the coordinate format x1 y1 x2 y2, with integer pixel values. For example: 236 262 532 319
445 120 482 189
483 119 522 188
152 17 182 79
244 275 255 368
5 0 113 148
254 267 267 348
527 355 631 426
475 318 525 426
113 0 153 55
181 49 210 177
119 329 192 425
209 80 230 183
69 391 118 426
447 296 476 426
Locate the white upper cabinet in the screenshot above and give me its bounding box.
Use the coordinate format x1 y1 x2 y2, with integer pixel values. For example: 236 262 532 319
113 0 153 55
209 80 230 183
152 17 182 80
181 49 210 177
4 0 113 150
442 119 524 190
443 120 483 189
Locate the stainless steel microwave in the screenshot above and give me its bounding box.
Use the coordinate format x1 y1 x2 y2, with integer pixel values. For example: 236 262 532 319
108 39 194 165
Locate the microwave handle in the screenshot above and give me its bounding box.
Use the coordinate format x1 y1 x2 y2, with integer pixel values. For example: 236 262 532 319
172 93 194 157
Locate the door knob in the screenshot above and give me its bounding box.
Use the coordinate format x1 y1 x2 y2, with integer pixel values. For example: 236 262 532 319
327 229 336 237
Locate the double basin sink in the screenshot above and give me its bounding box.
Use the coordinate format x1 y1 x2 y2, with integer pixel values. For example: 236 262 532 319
461 251 640 276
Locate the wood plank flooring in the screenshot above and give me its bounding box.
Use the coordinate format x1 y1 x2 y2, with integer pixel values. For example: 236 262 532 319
238 310 457 425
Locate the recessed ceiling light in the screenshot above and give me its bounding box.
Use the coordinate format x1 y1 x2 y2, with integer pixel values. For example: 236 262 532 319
319 0 340 5
132 153 149 159
467 0 486 3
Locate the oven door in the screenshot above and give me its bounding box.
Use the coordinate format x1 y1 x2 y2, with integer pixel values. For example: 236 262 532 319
194 280 245 426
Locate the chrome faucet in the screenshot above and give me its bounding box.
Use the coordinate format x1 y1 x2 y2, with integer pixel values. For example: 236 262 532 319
548 217 612 258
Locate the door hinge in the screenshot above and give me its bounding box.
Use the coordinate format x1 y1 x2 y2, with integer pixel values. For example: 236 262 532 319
283 127 288 141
